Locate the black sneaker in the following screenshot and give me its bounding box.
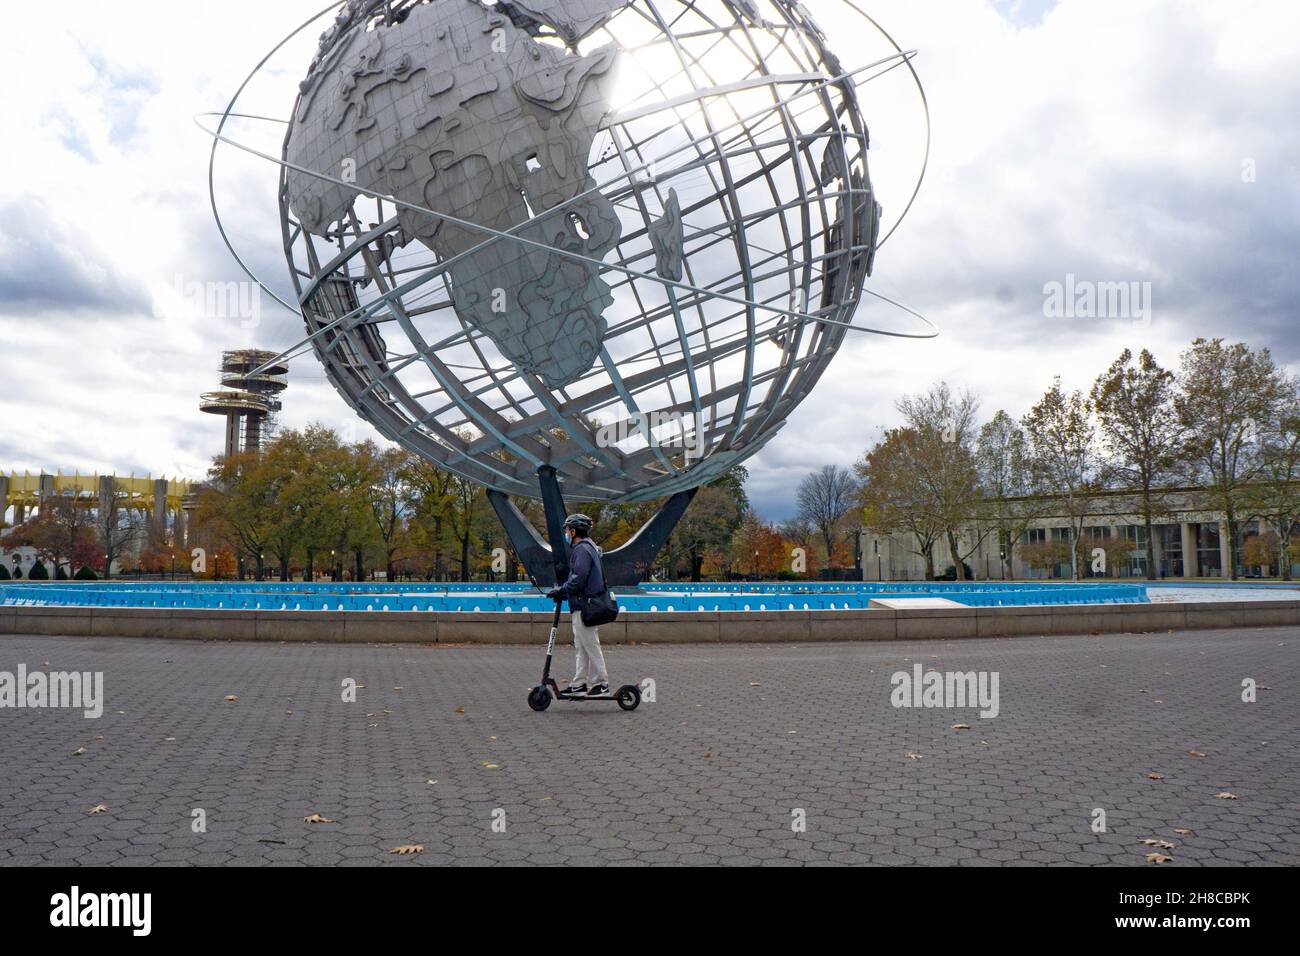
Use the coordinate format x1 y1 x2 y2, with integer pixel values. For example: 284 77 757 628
587 683 610 697
561 683 587 695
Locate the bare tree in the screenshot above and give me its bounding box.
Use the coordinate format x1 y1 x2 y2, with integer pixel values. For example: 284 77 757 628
796 464 859 571
777 515 814 557
96 480 143 579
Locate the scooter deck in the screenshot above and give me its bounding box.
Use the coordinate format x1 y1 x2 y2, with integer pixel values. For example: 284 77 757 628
530 679 639 712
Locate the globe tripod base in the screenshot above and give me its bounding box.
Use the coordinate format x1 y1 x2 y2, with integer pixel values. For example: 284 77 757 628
488 467 697 589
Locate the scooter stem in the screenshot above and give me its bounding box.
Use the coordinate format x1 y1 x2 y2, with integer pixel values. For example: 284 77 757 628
542 597 563 682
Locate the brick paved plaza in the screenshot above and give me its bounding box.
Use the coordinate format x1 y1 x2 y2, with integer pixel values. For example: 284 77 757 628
0 627 1296 866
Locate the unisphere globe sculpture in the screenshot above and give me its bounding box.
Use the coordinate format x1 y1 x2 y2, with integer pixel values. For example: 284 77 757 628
276 0 910 504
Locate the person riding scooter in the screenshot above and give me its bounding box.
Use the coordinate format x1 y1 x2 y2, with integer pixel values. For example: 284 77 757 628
546 514 609 697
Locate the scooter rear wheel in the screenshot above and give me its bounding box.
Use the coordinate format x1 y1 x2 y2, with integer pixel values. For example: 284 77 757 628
615 684 641 711
527 685 552 712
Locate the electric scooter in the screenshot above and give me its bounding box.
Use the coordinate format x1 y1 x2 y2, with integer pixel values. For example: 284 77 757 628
527 597 641 712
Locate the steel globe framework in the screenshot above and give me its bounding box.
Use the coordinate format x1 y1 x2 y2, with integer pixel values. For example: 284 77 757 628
204 0 929 584
274 0 919 503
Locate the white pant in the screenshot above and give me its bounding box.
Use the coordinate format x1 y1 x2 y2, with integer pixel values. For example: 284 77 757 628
570 611 608 686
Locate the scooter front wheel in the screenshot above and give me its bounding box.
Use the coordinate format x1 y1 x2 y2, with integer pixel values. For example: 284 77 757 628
527 685 552 712
615 684 641 711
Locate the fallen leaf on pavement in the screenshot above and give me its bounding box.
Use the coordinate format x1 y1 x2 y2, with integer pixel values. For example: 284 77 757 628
1146 772 1165 780
1216 792 1238 800
1174 828 1193 836
224 695 239 702
952 724 971 731
303 813 334 824
1187 750 1207 758
389 844 424 855
1146 853 1173 864
71 747 87 757
1139 838 1175 849
453 707 465 714
906 752 923 760
87 804 109 815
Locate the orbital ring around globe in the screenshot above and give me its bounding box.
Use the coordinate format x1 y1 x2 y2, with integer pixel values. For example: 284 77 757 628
197 55 932 343
201 0 933 503
198 60 922 336
204 0 931 323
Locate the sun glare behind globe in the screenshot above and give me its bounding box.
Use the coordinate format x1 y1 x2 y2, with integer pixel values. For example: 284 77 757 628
201 0 931 504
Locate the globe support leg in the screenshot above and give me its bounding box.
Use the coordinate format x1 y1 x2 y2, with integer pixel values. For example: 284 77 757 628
537 465 571 585
487 467 698 589
602 487 698 587
485 489 558 589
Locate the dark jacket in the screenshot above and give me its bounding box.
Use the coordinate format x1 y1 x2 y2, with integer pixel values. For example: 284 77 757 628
558 538 605 610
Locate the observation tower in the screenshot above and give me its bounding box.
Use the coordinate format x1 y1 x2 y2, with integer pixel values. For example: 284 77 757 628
199 349 288 459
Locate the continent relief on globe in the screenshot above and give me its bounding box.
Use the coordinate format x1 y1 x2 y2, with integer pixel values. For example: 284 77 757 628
286 1 635 389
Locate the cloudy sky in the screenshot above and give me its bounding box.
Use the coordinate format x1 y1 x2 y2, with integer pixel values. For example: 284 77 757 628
0 0 1296 521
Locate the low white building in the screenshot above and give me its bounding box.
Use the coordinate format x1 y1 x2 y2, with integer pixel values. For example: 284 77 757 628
858 485 1298 581
0 543 41 579
0 543 124 579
